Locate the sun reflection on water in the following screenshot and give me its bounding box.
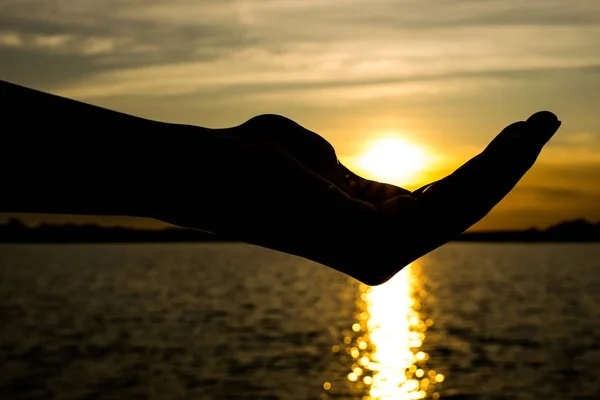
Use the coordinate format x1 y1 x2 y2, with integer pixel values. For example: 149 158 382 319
329 263 444 399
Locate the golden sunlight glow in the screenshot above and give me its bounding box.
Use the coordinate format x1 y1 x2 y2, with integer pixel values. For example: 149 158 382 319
356 137 429 186
329 263 444 399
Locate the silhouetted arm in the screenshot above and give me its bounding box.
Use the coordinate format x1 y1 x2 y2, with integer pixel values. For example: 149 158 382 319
0 80 362 238
0 80 224 220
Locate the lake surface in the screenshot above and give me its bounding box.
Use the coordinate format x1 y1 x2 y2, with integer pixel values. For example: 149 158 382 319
1 243 599 399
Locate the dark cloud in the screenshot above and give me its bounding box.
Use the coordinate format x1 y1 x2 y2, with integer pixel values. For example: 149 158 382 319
0 1 257 88
2 0 600 92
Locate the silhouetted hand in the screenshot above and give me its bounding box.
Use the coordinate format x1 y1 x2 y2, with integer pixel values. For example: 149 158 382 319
0 80 562 285
157 111 561 286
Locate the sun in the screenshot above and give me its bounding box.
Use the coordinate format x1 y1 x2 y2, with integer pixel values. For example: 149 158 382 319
356 137 429 186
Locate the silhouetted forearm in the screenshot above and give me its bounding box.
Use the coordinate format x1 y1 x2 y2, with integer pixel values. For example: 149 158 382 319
0 80 224 220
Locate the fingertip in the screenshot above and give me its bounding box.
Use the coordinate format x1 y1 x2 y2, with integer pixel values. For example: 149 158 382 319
526 111 561 131
527 111 558 125
525 111 561 144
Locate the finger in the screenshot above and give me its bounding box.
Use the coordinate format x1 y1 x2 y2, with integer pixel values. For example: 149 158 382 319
232 114 366 197
417 111 560 218
481 111 560 161
338 162 412 202
372 112 561 283
235 114 341 175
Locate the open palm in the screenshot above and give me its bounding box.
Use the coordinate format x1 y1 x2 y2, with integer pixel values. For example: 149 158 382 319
196 111 561 285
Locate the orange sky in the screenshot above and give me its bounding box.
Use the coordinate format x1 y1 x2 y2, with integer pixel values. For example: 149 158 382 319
1 0 599 230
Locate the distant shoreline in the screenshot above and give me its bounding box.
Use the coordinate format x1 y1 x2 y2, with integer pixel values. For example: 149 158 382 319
1 218 599 243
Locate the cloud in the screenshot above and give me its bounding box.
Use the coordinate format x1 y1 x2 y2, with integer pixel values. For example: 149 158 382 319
32 29 600 101
550 131 600 149
332 0 600 29
0 32 22 47
533 162 600 186
516 185 600 203
2 0 600 93
0 0 255 89
0 31 118 54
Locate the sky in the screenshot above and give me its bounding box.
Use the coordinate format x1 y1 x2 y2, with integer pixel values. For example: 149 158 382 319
1 0 599 231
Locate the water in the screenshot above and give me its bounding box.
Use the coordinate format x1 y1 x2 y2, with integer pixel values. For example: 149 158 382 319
1 243 599 399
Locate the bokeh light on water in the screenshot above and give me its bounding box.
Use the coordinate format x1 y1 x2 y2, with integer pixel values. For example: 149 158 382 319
326 262 444 399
